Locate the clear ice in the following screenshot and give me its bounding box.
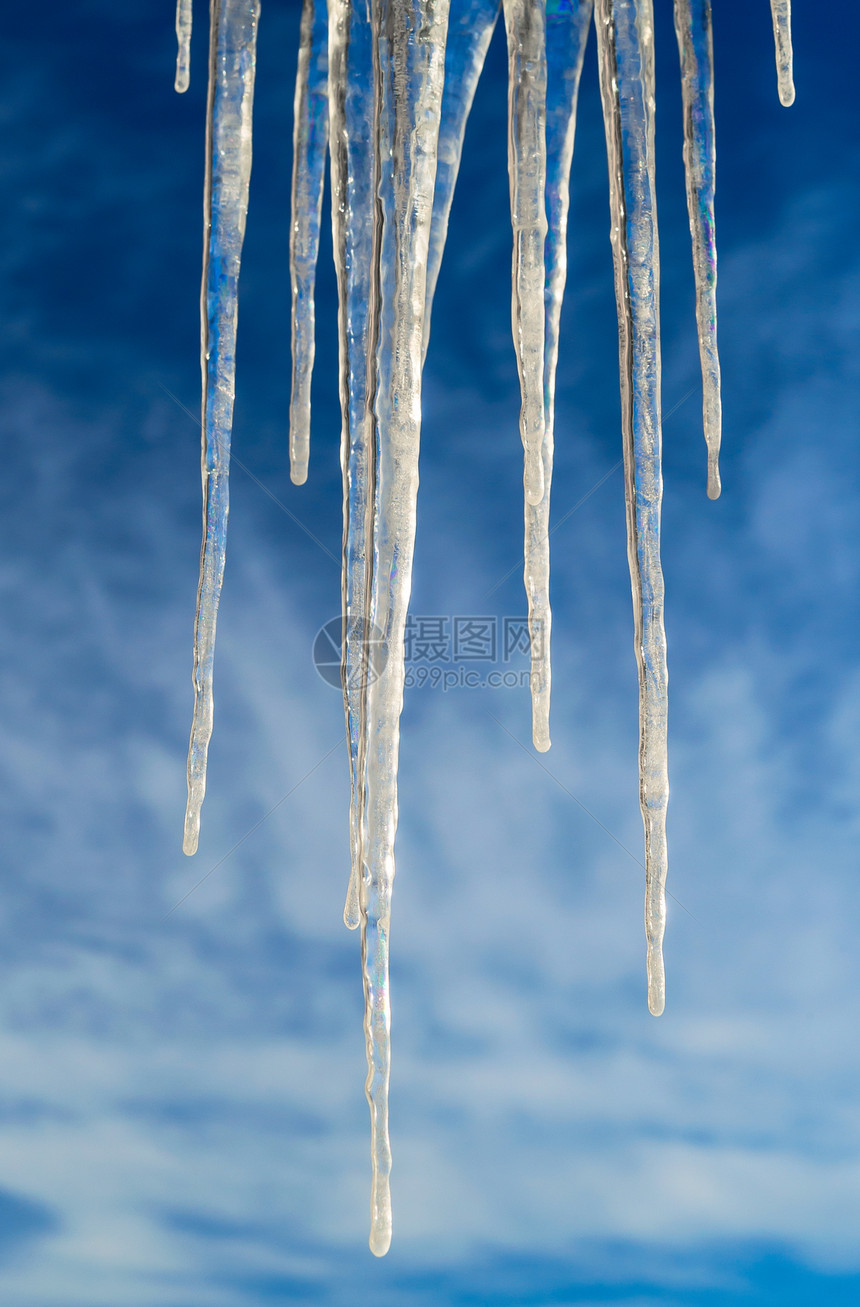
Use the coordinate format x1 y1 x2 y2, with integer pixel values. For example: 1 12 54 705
361 0 450 1253
525 0 592 751
504 0 548 514
770 0 795 107
674 0 721 499
174 0 193 93
289 0 329 486
182 0 259 857
177 0 797 1253
327 0 375 932
595 0 668 1016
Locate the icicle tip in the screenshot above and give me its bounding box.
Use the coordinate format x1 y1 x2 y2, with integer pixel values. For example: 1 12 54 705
369 1222 392 1258
369 1169 392 1256
533 726 551 753
343 871 360 930
182 805 201 857
647 948 665 1016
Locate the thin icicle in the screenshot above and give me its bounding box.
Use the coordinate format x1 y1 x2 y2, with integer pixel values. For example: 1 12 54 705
524 0 592 752
674 0 721 499
289 0 330 485
328 0 376 930
175 0 193 93
770 0 795 107
361 0 450 1255
503 0 547 511
423 0 501 354
594 0 669 1016
183 0 260 857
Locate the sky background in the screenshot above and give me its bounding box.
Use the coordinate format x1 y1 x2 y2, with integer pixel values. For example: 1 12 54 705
1 1 860 1303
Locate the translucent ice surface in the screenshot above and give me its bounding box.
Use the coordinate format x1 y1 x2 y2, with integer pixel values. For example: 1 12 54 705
176 0 799 1252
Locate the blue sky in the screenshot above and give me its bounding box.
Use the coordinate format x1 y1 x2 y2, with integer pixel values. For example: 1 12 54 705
1 1 859 1303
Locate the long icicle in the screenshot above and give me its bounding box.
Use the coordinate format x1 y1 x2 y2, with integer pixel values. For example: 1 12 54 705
183 0 260 857
674 0 721 499
328 0 376 931
594 0 669 1016
423 0 501 354
361 0 450 1255
503 0 547 514
289 0 330 486
770 0 795 107
344 0 499 930
175 0 193 93
345 0 499 930
525 0 592 752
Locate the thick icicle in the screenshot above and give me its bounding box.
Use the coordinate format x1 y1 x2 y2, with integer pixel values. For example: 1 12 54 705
524 0 592 752
770 0 794 107
674 0 721 499
503 0 547 511
328 0 375 931
183 0 260 857
289 0 330 486
594 0 669 1016
343 0 500 930
423 0 501 353
361 0 450 1255
175 0 193 93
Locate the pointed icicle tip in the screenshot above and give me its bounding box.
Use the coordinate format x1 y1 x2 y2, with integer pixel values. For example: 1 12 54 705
369 1167 392 1257
182 823 200 858
369 1221 392 1258
647 946 665 1016
343 866 361 930
533 727 551 753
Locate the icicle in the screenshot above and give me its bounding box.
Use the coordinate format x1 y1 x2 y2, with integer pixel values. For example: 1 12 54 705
361 0 450 1255
183 0 260 857
674 0 721 499
289 0 330 486
168 0 807 1259
327 0 375 930
341 0 501 932
770 0 795 107
524 0 592 752
423 0 501 353
594 0 669 1016
174 0 193 94
342 0 501 928
503 0 547 512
